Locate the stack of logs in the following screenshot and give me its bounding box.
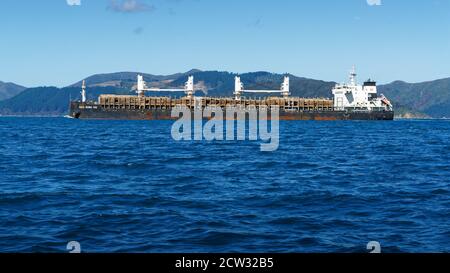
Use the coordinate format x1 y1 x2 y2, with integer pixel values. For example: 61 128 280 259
98 95 334 111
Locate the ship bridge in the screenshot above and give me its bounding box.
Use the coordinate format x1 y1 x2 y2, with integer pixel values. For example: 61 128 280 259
332 67 392 111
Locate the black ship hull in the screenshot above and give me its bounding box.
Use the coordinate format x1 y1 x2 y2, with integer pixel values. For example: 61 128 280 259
69 102 394 121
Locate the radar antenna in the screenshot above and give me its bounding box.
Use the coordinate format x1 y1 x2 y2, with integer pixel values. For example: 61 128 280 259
349 65 357 86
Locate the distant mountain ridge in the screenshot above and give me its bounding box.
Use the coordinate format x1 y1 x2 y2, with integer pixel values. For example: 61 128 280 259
0 86 131 116
0 81 26 101
1 70 450 118
378 78 450 118
69 70 202 88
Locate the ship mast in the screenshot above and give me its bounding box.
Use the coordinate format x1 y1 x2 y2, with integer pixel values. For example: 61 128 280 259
349 65 357 86
81 80 87 103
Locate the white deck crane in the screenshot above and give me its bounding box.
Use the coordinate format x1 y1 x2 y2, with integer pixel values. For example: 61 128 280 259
81 80 87 103
234 76 290 100
136 75 195 98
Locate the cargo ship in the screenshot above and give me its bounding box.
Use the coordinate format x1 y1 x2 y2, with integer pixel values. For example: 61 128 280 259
69 68 394 120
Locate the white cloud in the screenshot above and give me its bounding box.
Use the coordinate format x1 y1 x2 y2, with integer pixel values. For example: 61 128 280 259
67 0 81 6
108 0 155 13
367 0 382 6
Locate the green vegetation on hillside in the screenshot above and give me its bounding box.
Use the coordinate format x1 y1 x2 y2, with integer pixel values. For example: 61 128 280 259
0 86 130 116
379 78 450 118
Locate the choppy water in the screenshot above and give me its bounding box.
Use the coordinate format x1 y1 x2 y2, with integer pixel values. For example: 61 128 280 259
0 117 449 253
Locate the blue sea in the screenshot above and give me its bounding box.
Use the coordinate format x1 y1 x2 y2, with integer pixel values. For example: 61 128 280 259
0 117 448 253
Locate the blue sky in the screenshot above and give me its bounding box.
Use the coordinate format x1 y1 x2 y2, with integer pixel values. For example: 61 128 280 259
0 0 449 87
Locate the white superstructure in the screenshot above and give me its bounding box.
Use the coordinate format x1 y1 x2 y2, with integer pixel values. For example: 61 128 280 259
332 67 392 111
